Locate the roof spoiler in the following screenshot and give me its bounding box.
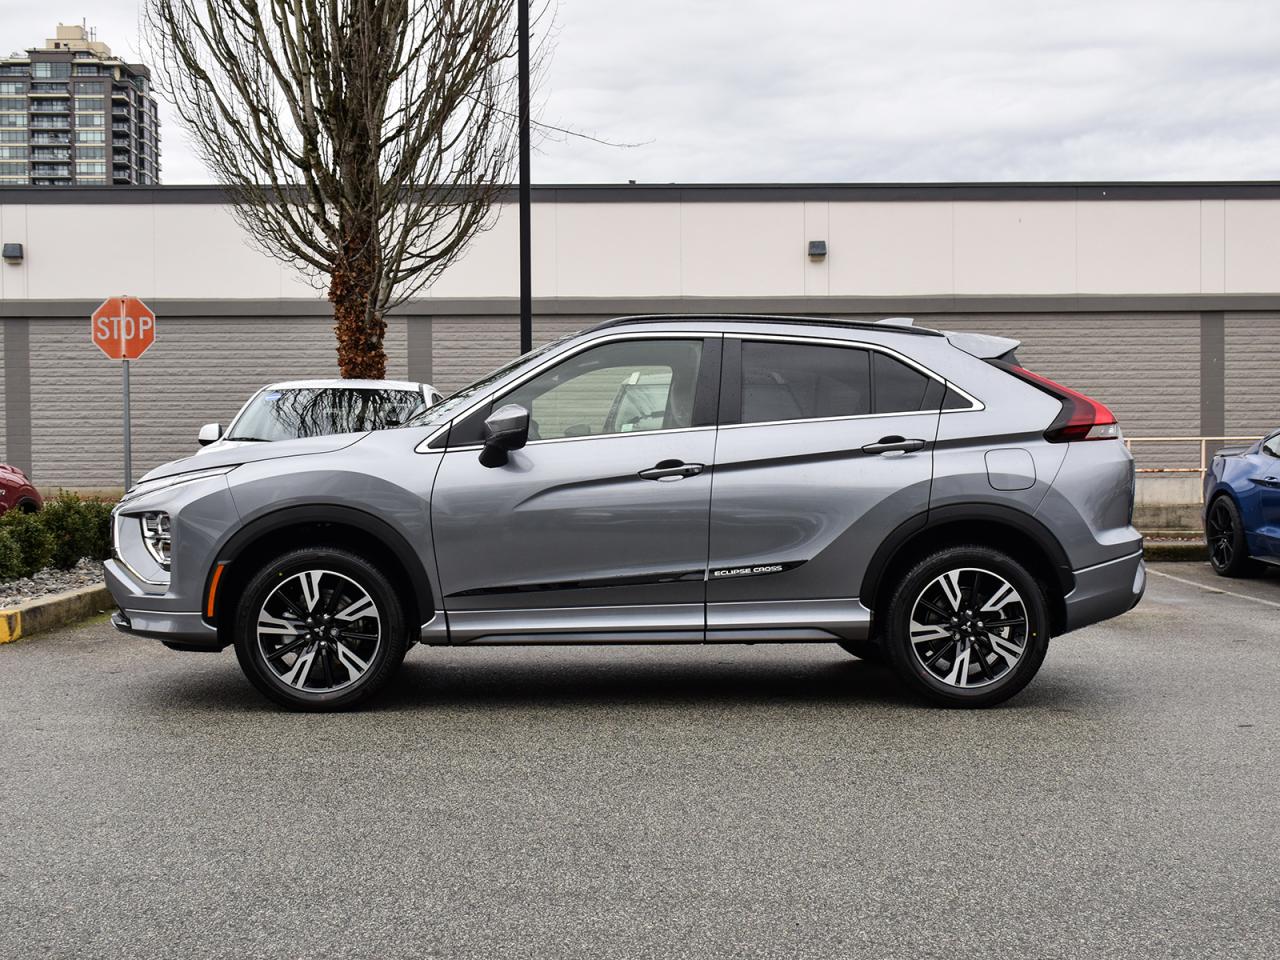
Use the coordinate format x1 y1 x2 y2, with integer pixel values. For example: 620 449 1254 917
943 330 1021 360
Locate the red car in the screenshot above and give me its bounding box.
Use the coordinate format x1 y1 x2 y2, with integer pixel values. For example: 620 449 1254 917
0 464 41 516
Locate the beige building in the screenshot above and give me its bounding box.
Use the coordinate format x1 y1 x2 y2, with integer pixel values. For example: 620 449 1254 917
0 181 1277 488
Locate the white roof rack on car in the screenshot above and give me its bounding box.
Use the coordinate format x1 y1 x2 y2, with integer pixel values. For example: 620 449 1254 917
877 316 916 327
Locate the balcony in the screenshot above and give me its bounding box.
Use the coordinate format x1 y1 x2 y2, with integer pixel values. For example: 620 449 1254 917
111 122 130 133
32 149 71 161
32 133 70 145
31 117 71 129
30 101 70 113
32 164 72 177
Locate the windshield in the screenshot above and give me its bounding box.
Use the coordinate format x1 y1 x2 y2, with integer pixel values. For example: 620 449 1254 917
400 335 574 429
227 387 425 441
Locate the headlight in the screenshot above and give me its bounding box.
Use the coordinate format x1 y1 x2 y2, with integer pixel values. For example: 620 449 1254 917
140 512 171 569
120 465 236 504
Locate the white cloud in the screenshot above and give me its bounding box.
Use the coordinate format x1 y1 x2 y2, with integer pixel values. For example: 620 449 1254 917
4 0 1277 183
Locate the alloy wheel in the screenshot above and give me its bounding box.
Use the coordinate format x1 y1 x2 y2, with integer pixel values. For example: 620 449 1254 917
256 569 382 694
1207 499 1235 570
909 567 1029 689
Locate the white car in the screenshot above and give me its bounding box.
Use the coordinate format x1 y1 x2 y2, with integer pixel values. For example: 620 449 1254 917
196 379 443 455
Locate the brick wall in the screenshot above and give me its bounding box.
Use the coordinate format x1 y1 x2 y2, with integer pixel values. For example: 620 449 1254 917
0 307 1269 490
0 326 6 464
24 315 407 489
1225 313 1280 438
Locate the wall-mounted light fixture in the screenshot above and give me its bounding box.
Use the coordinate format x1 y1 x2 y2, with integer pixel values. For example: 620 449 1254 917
2 242 23 263
807 240 827 261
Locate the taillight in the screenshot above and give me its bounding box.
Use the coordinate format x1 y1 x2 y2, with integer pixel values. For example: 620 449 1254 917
990 361 1120 443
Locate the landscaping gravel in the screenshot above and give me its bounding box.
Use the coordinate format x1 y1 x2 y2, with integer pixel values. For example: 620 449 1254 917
0 559 105 608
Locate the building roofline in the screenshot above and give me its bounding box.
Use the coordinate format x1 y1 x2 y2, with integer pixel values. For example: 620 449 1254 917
4 181 1280 204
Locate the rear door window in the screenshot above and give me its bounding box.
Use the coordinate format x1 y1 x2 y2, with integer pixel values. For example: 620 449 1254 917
739 341 871 425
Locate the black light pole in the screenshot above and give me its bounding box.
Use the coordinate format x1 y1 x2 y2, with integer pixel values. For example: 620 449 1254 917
517 0 532 354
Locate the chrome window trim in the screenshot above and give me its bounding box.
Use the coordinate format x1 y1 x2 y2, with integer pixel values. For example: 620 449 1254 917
415 326 984 453
416 329 720 453
445 424 717 453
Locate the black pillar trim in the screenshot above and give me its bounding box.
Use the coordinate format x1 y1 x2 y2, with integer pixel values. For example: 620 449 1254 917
1199 311 1225 438
3 318 32 476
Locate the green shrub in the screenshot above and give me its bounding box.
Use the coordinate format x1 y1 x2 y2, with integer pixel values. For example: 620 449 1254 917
39 492 116 569
0 509 55 579
0 526 22 582
82 499 115 562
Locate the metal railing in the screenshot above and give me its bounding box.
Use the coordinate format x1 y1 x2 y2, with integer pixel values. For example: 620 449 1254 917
1124 436 1257 476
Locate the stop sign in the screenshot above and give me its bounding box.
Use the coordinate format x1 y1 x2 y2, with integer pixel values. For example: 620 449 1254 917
92 296 155 360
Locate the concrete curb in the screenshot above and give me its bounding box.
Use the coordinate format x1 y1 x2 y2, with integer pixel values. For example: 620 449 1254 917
1144 540 1209 562
0 584 113 644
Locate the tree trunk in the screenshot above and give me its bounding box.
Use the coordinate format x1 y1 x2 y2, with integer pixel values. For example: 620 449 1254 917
329 230 386 379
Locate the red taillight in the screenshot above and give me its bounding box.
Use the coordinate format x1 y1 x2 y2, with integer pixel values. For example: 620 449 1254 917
991 361 1119 443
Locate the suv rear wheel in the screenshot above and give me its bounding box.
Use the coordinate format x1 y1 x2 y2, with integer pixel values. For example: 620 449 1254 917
233 547 407 711
883 546 1050 707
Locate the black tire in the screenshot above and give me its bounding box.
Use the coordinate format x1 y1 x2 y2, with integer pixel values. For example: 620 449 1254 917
882 545 1051 708
1205 495 1262 578
233 547 407 711
837 639 885 663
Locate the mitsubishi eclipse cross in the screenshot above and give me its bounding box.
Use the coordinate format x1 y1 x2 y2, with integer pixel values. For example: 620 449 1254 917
105 315 1145 710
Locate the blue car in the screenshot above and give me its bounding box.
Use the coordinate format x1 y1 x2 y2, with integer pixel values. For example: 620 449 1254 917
1204 430 1280 576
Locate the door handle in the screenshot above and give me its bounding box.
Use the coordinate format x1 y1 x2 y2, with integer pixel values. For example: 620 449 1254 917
1260 476 1280 488
862 436 926 455
639 459 705 481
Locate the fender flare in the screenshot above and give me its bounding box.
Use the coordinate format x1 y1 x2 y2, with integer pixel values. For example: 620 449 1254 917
205 504 434 622
859 503 1075 607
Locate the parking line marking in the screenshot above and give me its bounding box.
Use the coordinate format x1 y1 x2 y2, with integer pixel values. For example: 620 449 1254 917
1148 569 1280 610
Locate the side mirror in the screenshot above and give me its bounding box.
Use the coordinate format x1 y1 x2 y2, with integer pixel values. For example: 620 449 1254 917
197 423 223 446
479 403 529 468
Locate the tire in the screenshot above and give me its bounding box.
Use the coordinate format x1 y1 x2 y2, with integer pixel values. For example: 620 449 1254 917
882 545 1051 708
837 639 885 663
1205 495 1262 578
233 547 408 711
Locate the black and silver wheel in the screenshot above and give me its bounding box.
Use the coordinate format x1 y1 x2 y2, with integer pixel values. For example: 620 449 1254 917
883 546 1050 707
233 547 407 710
1206 495 1260 578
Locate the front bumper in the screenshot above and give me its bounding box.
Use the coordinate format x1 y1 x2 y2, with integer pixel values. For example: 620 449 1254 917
1061 549 1146 634
105 558 221 648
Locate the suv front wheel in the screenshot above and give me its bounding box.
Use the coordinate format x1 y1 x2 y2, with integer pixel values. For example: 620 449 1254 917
233 547 408 711
883 546 1050 708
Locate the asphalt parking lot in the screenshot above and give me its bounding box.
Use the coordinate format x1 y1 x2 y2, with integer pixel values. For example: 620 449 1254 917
1 561 1278 960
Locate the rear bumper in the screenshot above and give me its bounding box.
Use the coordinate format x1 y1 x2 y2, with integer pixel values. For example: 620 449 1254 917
1062 549 1145 634
105 558 221 648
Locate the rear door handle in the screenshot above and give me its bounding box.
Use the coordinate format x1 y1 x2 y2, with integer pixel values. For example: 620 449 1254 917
1261 476 1280 488
639 459 704 481
862 436 926 455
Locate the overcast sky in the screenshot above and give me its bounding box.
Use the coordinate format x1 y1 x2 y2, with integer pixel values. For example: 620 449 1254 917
6 0 1279 183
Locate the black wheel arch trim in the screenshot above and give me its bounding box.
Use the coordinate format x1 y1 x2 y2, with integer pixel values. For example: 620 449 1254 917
203 504 435 625
860 503 1075 609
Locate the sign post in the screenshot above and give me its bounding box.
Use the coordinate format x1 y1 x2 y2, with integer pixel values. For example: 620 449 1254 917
91 296 156 490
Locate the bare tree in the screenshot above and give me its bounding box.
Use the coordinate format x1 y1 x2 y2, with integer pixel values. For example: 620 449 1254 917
142 0 531 378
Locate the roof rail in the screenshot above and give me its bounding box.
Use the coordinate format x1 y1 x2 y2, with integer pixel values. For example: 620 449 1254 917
586 314 944 337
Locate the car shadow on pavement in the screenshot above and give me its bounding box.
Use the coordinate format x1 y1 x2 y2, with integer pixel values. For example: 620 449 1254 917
133 647 1095 715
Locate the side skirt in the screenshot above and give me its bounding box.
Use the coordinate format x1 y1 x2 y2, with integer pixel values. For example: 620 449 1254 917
419 599 872 645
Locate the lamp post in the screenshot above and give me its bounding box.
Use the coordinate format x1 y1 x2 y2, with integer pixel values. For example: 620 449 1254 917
517 0 532 354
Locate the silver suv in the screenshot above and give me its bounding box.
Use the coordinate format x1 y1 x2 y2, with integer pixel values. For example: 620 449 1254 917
106 315 1145 710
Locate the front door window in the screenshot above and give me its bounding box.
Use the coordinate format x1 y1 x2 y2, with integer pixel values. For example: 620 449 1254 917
503 339 703 441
